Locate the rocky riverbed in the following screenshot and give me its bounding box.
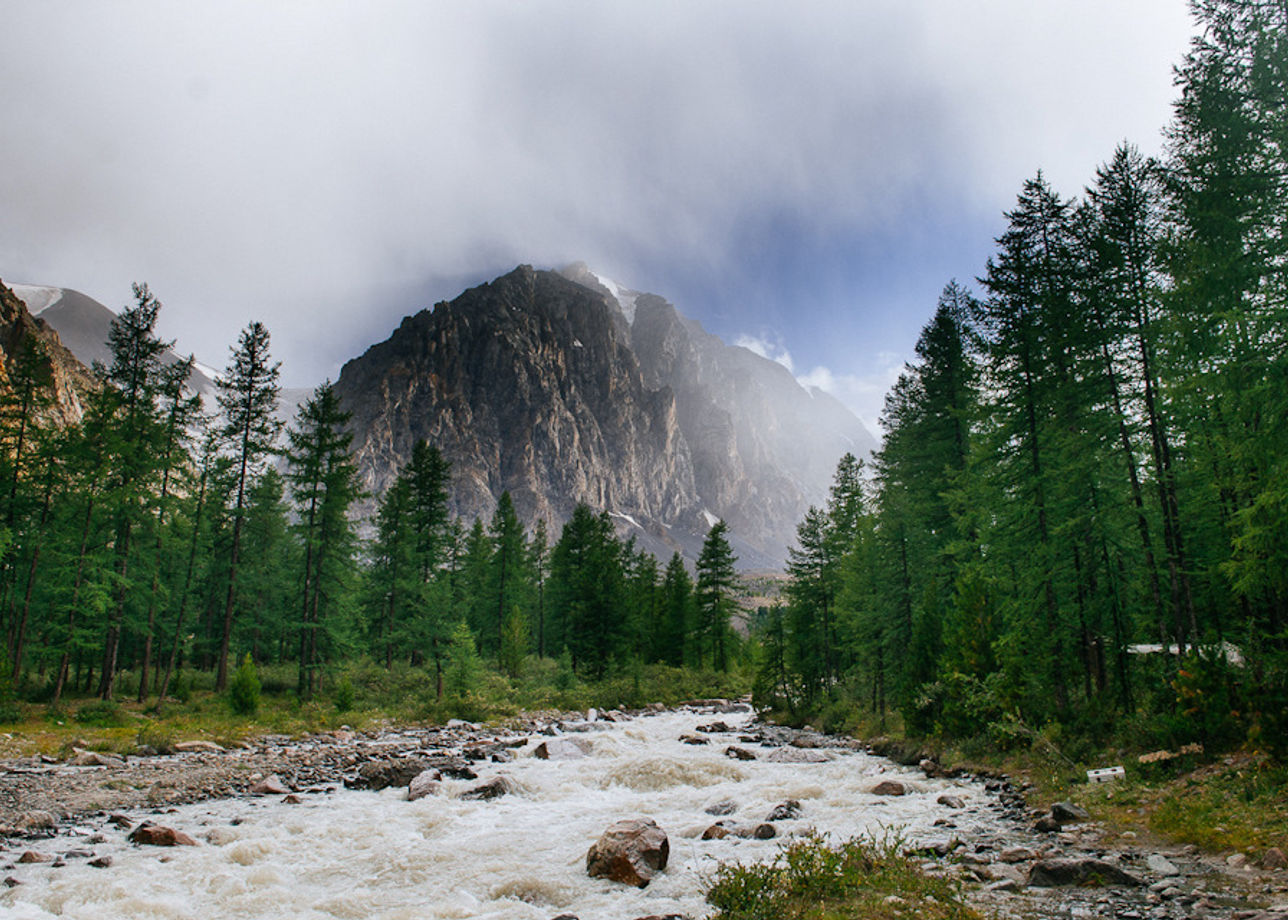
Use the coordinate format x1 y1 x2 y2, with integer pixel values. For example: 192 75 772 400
1 703 1284 919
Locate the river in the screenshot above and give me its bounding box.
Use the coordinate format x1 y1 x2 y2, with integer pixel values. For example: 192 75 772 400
4 706 1012 919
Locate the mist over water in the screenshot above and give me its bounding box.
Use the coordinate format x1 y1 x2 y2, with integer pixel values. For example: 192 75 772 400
4 710 1003 919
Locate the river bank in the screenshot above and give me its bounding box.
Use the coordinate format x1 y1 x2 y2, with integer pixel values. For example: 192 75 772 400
1 703 1284 919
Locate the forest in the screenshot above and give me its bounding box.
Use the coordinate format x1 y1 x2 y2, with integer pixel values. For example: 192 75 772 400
0 296 746 713
760 0 1288 760
1 0 1285 765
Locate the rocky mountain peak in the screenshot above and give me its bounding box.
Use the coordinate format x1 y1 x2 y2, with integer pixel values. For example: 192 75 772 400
335 265 875 567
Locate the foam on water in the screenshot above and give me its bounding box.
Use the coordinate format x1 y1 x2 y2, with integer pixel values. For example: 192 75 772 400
2 710 999 919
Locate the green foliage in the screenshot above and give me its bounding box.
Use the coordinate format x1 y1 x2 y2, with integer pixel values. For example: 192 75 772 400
228 653 261 716
706 833 981 920
333 675 356 713
443 621 484 699
74 699 129 727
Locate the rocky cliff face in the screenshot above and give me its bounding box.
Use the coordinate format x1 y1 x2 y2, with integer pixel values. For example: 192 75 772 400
335 264 875 567
0 280 96 426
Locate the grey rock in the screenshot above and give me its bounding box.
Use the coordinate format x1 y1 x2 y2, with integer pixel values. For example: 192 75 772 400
1147 853 1180 876
1028 857 1143 888
1050 801 1090 824
766 800 801 821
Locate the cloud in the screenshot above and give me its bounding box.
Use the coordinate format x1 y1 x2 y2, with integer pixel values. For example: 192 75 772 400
796 353 907 436
0 1 1194 392
737 331 904 434
734 333 795 374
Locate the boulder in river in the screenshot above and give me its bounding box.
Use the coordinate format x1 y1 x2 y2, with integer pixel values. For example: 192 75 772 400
936 794 965 809
724 746 756 761
1027 857 1142 888
870 779 907 796
350 757 428 790
586 818 669 888
533 738 592 760
461 773 520 800
128 823 198 847
766 800 801 821
407 770 441 801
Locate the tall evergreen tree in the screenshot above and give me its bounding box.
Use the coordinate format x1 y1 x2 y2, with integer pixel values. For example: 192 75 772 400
695 520 737 671
213 321 281 690
286 382 362 698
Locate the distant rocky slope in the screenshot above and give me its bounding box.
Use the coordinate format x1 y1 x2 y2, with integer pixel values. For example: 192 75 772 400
9 284 216 398
334 265 874 568
0 280 96 426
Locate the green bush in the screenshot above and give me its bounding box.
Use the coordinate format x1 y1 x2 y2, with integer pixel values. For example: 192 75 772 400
74 699 129 727
334 676 356 713
228 654 261 716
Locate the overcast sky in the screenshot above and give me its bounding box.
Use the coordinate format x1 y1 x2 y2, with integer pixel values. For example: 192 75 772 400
1 1 1195 432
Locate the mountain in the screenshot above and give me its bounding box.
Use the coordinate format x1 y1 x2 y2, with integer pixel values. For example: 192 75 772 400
334 264 875 568
8 284 216 399
0 280 96 426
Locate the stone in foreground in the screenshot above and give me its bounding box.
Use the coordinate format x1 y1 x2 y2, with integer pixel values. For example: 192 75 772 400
586 818 669 888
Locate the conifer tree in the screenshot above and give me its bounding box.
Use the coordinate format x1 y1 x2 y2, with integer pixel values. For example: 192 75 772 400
695 520 737 671
213 321 281 690
286 382 362 698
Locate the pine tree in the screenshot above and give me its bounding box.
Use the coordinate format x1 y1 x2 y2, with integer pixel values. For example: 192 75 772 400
286 382 362 698
695 520 737 671
213 321 281 690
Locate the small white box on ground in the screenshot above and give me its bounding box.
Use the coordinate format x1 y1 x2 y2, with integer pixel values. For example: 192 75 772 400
1087 766 1125 783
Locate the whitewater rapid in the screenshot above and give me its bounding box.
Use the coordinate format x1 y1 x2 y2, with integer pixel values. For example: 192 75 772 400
3 708 1005 919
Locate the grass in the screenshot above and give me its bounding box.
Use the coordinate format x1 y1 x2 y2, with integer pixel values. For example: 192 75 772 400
705 833 985 920
0 656 753 759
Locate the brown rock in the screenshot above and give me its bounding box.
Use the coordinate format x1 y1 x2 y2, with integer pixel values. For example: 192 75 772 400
108 814 133 829
17 851 52 863
1033 815 1061 833
701 823 732 840
71 749 127 768
870 780 907 796
19 810 57 832
586 818 670 888
282 794 302 805
249 774 290 796
936 794 965 809
1263 847 1287 869
461 774 519 800
407 770 441 802
679 734 708 745
128 823 198 847
724 745 756 761
89 856 113 868
750 823 777 839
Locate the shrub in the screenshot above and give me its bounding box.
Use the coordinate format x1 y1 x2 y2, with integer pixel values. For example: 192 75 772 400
74 699 129 727
334 676 356 713
228 654 261 716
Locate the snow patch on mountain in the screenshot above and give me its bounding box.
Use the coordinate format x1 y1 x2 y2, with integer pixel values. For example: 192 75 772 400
702 509 720 528
589 271 638 325
9 284 64 315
